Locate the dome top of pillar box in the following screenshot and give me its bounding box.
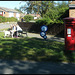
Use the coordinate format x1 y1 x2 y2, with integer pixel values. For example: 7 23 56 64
63 17 75 24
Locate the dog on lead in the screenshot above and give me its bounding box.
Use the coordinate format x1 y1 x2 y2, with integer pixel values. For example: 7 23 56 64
3 30 14 38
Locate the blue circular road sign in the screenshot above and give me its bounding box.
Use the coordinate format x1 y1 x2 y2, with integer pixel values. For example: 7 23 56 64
40 32 46 37
41 25 48 32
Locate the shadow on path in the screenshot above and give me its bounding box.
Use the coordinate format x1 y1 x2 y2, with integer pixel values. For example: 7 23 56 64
0 59 75 74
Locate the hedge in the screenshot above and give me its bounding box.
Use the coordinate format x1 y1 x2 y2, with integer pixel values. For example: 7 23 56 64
24 15 34 22
0 15 18 23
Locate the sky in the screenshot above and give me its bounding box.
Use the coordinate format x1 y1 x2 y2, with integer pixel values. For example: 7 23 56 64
0 1 69 10
0 1 26 9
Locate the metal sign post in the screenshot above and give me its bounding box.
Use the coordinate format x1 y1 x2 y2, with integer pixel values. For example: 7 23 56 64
40 25 48 40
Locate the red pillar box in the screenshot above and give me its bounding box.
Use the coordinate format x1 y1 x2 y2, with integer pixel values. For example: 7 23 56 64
64 17 75 51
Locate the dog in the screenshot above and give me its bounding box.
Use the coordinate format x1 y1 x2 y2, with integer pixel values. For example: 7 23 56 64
3 30 14 38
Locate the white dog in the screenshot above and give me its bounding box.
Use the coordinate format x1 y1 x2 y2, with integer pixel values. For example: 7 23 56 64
3 30 14 38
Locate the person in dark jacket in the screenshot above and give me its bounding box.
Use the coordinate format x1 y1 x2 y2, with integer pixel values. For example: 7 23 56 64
21 18 23 22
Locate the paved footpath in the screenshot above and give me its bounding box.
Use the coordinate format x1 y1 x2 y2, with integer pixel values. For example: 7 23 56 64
0 59 75 74
27 33 65 43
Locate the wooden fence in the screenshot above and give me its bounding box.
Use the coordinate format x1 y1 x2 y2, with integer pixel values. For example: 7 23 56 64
17 22 65 37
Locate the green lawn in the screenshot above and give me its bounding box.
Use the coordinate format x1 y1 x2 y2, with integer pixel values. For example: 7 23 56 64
0 32 75 63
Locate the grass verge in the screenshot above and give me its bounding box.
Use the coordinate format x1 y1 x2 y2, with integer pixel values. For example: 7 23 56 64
0 32 75 63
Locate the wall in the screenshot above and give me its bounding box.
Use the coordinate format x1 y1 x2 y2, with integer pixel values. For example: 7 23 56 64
0 11 3 16
3 11 9 17
14 12 16 18
16 13 20 20
69 1 75 17
69 9 75 17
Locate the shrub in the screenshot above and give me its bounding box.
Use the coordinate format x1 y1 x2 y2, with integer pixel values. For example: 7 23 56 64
0 15 6 22
0 18 2 23
36 18 53 26
0 15 18 23
2 17 6 22
24 15 33 22
8 17 18 22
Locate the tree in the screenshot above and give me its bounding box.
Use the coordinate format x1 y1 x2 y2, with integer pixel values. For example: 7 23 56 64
68 1 72 4
20 1 56 17
14 7 23 13
43 1 69 23
20 1 36 14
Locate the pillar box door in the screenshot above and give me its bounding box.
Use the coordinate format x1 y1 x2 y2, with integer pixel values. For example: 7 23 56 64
65 25 74 50
64 17 75 51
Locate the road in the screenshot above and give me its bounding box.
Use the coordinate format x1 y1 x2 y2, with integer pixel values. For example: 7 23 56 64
0 59 75 74
0 22 17 30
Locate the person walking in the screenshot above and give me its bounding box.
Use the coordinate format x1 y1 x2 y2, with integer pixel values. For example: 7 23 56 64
21 18 23 22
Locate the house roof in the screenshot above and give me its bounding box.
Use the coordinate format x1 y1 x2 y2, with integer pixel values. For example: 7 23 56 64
0 7 18 13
